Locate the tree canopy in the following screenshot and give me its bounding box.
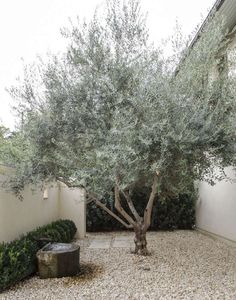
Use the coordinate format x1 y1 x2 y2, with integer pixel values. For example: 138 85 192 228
6 0 236 253
0 125 24 166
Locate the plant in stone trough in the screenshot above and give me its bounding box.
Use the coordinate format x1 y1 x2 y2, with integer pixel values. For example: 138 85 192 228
8 0 236 255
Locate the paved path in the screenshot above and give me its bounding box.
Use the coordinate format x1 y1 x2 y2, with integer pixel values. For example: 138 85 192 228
88 235 133 249
88 236 112 249
112 236 133 248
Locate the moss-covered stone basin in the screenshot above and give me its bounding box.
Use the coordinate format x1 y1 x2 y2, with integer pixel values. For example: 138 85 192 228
36 243 80 279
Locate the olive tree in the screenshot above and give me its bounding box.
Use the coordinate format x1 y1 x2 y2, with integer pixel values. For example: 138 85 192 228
9 0 236 255
0 125 27 167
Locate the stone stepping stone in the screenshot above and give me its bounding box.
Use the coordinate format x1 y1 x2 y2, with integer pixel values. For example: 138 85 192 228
112 236 133 248
88 237 112 249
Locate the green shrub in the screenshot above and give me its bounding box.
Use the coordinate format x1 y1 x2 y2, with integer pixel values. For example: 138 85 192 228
151 193 196 230
87 191 196 231
0 219 77 292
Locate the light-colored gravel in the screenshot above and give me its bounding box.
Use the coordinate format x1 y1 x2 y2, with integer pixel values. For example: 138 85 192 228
1 230 236 300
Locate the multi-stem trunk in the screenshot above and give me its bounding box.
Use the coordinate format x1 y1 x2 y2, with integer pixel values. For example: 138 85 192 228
87 172 159 255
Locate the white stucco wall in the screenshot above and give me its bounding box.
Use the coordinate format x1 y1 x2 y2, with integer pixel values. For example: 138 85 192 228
0 166 86 243
0 175 59 243
196 167 236 242
59 183 86 239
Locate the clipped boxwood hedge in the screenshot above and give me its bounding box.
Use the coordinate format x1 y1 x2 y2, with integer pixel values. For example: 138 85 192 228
87 190 196 231
0 219 77 292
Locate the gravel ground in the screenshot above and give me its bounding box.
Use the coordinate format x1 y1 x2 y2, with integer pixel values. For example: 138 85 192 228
1 230 236 300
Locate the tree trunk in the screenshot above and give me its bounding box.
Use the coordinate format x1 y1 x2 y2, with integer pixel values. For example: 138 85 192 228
134 222 148 255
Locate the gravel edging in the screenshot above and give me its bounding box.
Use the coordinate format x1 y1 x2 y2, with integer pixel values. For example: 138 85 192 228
1 230 236 300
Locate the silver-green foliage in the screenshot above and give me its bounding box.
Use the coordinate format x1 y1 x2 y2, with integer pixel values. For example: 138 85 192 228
9 0 236 200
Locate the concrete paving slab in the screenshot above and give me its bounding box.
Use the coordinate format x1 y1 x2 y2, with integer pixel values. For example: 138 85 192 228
114 236 133 242
89 238 112 249
113 236 133 248
90 235 112 239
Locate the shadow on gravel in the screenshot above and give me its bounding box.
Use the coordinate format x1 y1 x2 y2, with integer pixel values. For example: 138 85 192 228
63 263 104 286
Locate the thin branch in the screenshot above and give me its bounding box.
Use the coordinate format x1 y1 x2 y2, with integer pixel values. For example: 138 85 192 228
143 172 159 231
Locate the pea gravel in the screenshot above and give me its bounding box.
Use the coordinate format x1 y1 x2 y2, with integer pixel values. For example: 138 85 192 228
1 230 236 300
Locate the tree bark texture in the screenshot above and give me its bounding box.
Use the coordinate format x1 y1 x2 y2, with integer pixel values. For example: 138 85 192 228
134 222 148 255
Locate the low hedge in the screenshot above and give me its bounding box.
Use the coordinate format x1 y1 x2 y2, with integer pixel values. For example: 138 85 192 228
87 191 195 231
0 219 77 292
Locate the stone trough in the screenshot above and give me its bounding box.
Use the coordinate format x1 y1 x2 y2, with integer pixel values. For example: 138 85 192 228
36 243 80 279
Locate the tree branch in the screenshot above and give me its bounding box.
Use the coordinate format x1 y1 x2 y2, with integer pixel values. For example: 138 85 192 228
121 189 141 222
87 193 133 229
143 172 159 231
57 176 136 228
114 177 136 226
